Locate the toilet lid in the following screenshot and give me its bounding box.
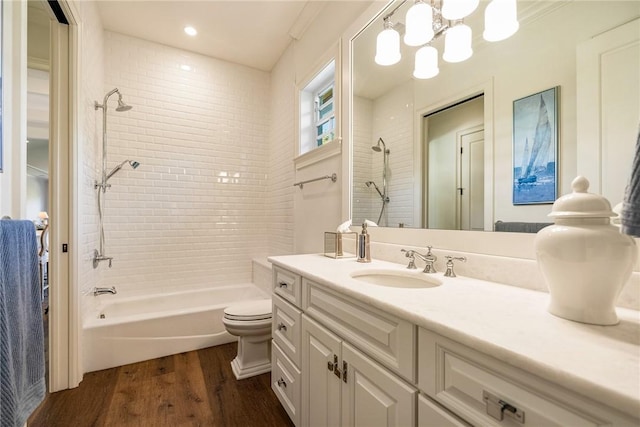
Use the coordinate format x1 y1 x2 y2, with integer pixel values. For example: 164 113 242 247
224 299 272 321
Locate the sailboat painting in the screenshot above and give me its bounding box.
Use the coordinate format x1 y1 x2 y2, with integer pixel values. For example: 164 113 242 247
513 87 559 204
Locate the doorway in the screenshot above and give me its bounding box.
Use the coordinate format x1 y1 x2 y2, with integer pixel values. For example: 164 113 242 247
422 95 484 230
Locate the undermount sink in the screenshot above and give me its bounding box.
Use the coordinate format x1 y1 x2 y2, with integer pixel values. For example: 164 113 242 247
350 269 442 289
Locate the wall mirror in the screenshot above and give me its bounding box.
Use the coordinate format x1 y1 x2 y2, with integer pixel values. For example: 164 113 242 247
350 0 640 231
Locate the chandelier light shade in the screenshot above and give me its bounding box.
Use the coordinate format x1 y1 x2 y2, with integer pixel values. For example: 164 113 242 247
375 20 402 66
442 0 480 21
483 0 520 42
404 1 434 47
443 24 473 63
373 0 519 79
413 46 440 79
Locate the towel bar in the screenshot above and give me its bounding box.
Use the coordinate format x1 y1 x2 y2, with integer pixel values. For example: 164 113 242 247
293 173 337 189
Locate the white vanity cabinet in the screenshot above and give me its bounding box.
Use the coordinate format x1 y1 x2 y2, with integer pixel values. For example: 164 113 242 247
269 257 640 427
272 266 417 427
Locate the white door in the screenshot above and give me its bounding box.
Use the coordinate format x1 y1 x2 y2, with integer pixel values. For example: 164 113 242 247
341 342 416 427
302 315 342 427
458 129 484 231
577 18 640 205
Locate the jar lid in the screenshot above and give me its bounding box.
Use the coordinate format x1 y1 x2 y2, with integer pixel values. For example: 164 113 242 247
549 176 615 218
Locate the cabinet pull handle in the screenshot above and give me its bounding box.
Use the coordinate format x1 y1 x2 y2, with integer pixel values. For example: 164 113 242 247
277 282 288 288
277 323 287 332
277 378 287 388
328 354 338 372
483 390 524 423
333 355 342 379
342 361 348 383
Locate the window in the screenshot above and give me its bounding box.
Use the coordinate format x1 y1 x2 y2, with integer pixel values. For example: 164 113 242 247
315 83 335 147
299 59 337 157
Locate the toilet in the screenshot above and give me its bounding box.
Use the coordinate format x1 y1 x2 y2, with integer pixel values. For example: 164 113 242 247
222 298 273 380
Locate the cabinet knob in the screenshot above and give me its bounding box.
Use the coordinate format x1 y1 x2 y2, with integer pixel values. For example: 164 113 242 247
277 323 287 332
278 282 288 288
277 378 287 388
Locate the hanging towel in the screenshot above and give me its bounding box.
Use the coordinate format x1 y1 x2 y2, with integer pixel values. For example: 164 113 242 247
0 220 45 427
621 126 640 237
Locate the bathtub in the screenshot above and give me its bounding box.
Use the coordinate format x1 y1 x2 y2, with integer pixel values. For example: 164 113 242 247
83 283 270 373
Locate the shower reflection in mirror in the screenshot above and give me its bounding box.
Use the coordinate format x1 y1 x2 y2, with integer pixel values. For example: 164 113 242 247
366 138 391 226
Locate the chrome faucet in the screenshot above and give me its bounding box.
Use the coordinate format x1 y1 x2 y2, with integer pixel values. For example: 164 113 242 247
93 286 117 296
401 246 438 273
444 256 466 278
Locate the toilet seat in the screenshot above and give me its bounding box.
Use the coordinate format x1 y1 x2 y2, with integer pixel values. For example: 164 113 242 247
224 299 272 322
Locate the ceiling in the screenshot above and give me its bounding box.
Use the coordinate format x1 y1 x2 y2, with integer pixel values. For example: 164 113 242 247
96 0 328 72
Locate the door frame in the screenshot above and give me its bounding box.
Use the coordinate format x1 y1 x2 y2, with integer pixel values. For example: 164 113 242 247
48 0 81 391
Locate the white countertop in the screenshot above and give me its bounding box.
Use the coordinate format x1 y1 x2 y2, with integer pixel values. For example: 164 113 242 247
268 254 640 419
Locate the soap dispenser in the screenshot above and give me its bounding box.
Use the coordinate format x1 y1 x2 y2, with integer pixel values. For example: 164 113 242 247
357 223 371 263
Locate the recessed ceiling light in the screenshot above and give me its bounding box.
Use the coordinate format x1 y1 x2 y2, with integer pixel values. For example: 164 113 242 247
184 26 197 36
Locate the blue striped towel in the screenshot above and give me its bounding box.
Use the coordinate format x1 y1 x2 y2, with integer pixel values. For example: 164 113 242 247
622 126 640 237
0 220 45 427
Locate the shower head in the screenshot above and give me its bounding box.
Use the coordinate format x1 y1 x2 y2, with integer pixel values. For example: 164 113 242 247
94 88 133 112
116 94 133 112
106 159 141 181
372 137 389 154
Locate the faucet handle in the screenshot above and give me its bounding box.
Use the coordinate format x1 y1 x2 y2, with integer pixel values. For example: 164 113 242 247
401 249 417 269
444 256 466 278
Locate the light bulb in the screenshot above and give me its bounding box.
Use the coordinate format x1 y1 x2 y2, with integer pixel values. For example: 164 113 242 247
413 46 439 79
442 0 480 20
375 24 401 66
443 24 473 63
404 2 434 47
483 0 519 42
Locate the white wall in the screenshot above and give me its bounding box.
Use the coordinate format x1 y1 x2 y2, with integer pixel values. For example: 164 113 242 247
0 0 27 219
98 32 270 293
286 2 373 253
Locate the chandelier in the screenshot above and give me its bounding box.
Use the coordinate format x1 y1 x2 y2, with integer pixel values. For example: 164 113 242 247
375 0 519 79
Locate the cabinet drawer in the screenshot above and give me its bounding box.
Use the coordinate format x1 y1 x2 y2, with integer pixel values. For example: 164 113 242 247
272 295 302 367
272 342 301 426
418 328 611 427
303 279 415 382
273 266 301 308
418 393 470 427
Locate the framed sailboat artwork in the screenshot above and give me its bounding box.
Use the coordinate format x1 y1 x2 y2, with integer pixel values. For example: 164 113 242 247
512 86 559 205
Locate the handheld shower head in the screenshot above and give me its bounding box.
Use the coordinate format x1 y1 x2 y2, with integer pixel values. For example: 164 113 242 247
106 159 140 181
365 180 384 198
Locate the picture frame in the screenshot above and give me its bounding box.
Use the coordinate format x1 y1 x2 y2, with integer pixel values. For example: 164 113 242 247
512 86 559 205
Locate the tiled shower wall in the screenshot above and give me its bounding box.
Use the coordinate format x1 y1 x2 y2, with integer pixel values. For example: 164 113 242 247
77 1 105 301
98 32 271 293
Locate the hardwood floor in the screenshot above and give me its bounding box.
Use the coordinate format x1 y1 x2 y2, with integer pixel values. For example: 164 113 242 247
29 343 294 427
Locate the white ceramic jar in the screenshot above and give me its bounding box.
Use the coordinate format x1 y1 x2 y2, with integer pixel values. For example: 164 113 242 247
535 176 637 325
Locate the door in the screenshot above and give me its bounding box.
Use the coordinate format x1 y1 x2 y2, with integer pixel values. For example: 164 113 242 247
458 128 484 231
577 18 640 204
302 315 342 427
341 342 416 427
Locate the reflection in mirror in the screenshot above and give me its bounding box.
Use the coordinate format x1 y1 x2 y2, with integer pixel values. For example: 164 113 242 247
350 0 640 231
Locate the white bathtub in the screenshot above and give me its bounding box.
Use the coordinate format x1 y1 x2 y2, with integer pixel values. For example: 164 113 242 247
83 283 270 373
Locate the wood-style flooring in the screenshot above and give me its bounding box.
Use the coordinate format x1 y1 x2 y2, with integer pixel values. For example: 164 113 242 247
29 343 294 427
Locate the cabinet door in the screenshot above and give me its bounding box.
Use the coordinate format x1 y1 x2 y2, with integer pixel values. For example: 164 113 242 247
302 315 341 427
341 342 416 427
